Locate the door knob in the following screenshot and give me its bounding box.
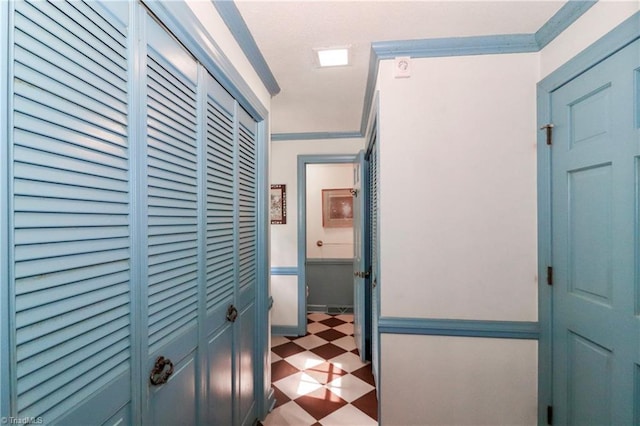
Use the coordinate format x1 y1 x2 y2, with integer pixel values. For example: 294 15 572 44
149 356 174 386
226 305 238 322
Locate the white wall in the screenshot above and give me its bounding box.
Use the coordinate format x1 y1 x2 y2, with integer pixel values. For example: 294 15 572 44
375 3 639 423
306 163 354 259
376 52 540 424
382 334 538 426
270 275 299 326
378 53 539 321
270 139 363 327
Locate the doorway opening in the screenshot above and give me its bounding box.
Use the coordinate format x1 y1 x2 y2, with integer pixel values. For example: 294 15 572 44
305 162 356 314
296 155 356 334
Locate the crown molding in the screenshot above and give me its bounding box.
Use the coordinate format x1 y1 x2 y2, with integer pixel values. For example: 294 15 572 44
535 0 598 49
271 131 363 142
221 0 597 141
212 0 280 96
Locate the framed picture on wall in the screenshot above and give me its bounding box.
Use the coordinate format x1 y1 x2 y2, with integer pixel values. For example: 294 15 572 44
322 188 353 228
270 184 287 224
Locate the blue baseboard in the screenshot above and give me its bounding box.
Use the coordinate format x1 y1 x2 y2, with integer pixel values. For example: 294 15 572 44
308 304 354 314
271 325 301 337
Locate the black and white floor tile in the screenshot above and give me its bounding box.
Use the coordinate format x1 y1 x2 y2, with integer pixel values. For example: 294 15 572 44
264 313 378 426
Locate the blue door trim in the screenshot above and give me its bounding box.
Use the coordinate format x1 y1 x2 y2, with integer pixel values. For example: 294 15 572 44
211 1 280 96
297 155 357 336
536 10 640 426
0 1 10 417
252 117 271 421
538 11 640 93
129 5 146 424
378 317 540 340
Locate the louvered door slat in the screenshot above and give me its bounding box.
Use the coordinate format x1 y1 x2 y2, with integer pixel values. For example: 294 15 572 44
237 117 257 292
14 98 128 149
14 4 126 95
16 270 129 309
14 44 127 115
205 81 236 314
146 45 199 355
13 135 128 173
17 321 129 385
26 1 127 69
16 62 127 125
17 323 129 389
12 1 130 419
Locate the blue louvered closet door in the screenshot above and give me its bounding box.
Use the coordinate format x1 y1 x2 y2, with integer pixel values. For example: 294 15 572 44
201 51 258 426
204 71 236 426
10 0 132 424
144 13 201 426
4 1 263 425
202 77 259 425
236 107 258 425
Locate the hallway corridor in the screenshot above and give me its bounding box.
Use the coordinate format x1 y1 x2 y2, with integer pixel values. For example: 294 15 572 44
265 313 378 425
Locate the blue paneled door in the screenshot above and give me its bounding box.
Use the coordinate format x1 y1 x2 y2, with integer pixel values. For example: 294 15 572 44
353 151 369 361
550 39 640 425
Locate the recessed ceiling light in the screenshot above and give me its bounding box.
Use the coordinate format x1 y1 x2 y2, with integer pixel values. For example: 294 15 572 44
315 47 350 67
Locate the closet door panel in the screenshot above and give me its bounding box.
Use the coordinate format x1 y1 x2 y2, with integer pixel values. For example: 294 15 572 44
145 14 199 423
237 108 257 424
238 302 256 425
237 109 257 310
207 327 234 426
204 74 236 332
204 73 236 426
11 0 131 423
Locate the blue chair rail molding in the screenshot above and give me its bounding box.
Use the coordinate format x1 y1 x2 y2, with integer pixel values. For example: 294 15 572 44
378 317 540 340
270 266 298 276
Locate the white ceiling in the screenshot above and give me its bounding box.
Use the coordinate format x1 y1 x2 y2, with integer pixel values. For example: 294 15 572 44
234 1 566 135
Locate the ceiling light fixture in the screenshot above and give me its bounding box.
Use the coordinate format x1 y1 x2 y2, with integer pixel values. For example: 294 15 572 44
315 47 350 67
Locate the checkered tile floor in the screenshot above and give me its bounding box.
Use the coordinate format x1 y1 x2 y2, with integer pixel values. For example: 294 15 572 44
264 313 378 426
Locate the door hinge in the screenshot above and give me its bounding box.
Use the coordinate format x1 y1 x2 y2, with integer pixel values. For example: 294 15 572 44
546 266 553 286
547 405 553 425
541 124 554 146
